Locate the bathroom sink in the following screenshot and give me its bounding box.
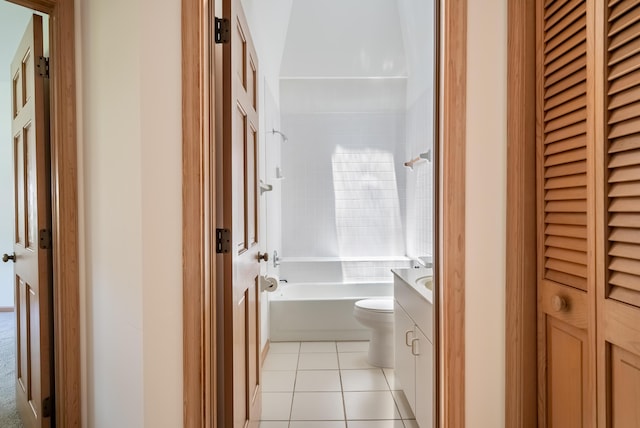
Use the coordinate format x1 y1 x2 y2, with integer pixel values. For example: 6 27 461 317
416 276 433 291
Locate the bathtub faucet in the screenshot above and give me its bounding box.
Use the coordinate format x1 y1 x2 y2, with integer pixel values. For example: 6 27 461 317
279 279 288 283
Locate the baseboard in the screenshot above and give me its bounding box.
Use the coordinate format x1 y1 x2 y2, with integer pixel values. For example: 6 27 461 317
0 307 14 312
261 339 270 366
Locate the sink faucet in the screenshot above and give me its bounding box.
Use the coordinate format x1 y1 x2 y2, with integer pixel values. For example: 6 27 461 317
417 256 433 268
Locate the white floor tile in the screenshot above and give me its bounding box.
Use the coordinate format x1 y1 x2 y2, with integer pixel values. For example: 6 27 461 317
341 369 389 391
258 422 289 428
382 368 401 390
269 341 301 354
289 421 346 428
338 352 377 369
263 370 296 392
402 420 419 428
347 421 405 428
301 341 337 353
290 392 345 420
295 370 342 391
391 390 415 419
264 353 299 371
337 341 369 353
261 392 293 420
343 391 401 420
298 353 339 370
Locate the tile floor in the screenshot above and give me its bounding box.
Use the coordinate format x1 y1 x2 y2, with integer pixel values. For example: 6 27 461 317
260 341 419 428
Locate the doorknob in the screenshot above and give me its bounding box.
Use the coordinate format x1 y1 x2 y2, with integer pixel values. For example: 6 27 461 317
257 252 269 262
2 253 16 263
552 295 567 312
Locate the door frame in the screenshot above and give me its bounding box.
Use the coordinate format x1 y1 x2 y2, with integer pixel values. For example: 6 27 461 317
505 0 538 426
6 0 81 427
181 0 467 426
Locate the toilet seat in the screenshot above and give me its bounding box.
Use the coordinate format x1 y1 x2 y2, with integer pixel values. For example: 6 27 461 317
355 298 394 313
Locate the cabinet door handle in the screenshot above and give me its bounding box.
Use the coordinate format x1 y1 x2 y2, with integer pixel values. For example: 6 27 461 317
411 338 420 356
405 330 414 346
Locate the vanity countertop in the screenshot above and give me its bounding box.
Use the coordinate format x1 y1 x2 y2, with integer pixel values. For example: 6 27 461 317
391 267 433 303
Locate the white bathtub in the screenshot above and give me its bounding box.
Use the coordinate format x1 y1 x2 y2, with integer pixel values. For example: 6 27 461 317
269 257 413 341
269 281 393 341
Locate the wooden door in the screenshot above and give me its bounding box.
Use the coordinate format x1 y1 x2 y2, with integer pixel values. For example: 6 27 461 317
597 1 640 426
536 0 596 426
9 14 53 428
536 0 640 425
221 0 262 427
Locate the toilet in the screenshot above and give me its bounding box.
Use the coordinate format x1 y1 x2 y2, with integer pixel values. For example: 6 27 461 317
353 298 395 368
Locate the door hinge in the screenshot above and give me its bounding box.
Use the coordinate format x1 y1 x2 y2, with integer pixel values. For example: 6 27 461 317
42 396 53 418
216 228 231 253
37 56 50 78
39 229 52 249
214 17 230 44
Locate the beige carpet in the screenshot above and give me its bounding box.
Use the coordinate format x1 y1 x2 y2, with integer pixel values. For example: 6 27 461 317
0 312 23 427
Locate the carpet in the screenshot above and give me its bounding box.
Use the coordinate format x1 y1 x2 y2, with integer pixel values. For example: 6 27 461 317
0 312 23 427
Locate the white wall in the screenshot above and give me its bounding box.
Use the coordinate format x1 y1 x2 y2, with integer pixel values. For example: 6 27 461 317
281 0 406 78
465 0 507 426
0 3 43 308
397 0 436 260
279 0 409 262
281 110 407 259
260 84 283 347
239 0 292 350
240 0 292 104
76 0 182 426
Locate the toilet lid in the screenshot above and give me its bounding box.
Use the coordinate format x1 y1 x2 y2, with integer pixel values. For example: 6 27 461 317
355 298 394 313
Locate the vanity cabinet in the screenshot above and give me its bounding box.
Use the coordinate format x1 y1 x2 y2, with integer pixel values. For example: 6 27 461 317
394 301 416 409
414 326 433 427
393 270 433 428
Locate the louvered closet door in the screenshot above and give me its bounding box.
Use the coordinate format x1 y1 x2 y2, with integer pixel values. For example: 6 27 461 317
599 1 640 425
536 0 597 426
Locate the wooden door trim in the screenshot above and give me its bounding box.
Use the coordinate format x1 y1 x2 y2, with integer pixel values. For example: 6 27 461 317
182 0 214 426
441 0 466 426
505 0 538 425
182 0 468 426
6 0 81 426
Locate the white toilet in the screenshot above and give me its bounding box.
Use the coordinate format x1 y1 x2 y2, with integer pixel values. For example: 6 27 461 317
353 298 395 368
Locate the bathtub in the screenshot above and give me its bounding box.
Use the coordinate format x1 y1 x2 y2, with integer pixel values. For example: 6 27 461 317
269 257 414 341
269 281 394 341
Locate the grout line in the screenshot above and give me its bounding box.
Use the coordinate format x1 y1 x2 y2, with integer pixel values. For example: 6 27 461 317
288 346 301 422
337 345 348 427
263 341 406 427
